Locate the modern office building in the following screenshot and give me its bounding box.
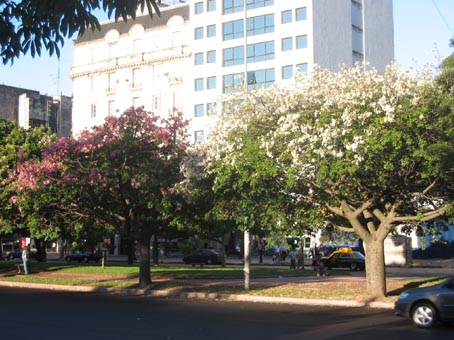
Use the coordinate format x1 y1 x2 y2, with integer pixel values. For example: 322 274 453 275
71 0 394 141
0 84 72 137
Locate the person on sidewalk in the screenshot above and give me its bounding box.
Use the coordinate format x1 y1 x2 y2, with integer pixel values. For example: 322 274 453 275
297 247 304 269
313 254 328 276
21 245 30 275
289 248 297 269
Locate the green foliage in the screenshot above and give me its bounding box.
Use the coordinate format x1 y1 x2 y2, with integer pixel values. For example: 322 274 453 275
0 119 56 236
0 0 161 63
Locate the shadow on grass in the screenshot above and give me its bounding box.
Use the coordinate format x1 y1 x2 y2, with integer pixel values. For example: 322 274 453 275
387 276 448 296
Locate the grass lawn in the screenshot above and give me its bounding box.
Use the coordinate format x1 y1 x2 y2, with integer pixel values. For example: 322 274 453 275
0 260 447 303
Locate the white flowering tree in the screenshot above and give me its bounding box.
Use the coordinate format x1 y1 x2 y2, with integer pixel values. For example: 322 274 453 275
206 64 454 298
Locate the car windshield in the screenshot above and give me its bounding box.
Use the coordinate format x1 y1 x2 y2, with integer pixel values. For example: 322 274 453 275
353 251 365 259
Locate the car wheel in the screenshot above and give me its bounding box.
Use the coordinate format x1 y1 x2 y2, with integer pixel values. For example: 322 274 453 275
83 257 89 263
350 262 358 271
207 259 213 265
412 302 437 328
66 257 71 262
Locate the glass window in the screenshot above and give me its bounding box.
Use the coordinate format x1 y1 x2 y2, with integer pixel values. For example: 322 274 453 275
282 65 293 79
195 27 204 40
207 50 216 63
247 41 274 63
207 0 216 12
246 0 274 10
223 0 244 15
108 100 115 116
91 104 97 119
195 78 204 91
296 35 308 49
247 14 274 37
223 19 244 41
223 72 244 93
195 52 204 65
282 37 293 51
282 10 292 24
194 104 204 117
223 46 244 66
297 63 308 73
195 2 204 14
296 7 307 21
194 130 205 143
207 76 216 90
247 68 275 89
207 102 216 116
207 24 216 38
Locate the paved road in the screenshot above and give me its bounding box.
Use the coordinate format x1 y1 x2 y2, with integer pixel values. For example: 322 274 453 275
1 286 453 340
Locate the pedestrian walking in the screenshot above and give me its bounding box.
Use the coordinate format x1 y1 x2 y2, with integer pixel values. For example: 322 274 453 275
289 248 297 269
21 245 29 275
297 247 304 269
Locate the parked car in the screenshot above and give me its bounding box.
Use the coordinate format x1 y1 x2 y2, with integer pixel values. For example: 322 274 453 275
5 249 37 261
182 249 221 265
65 252 101 263
395 277 454 328
321 247 365 271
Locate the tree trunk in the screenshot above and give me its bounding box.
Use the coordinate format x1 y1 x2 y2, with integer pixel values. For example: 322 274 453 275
243 230 251 290
152 235 159 265
364 238 387 298
139 236 152 288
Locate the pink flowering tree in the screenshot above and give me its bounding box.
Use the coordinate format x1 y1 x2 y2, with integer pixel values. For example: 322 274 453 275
16 107 189 287
0 120 57 254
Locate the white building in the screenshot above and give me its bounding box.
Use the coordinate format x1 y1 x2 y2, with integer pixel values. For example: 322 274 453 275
71 0 394 140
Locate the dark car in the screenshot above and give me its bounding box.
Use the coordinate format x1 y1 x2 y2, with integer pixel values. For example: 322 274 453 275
182 249 221 265
395 277 454 328
5 249 37 261
65 252 101 263
322 248 365 271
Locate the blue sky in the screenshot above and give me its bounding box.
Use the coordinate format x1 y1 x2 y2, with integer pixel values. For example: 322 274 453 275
0 0 453 97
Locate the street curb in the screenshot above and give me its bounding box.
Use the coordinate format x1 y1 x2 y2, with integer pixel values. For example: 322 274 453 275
0 280 394 310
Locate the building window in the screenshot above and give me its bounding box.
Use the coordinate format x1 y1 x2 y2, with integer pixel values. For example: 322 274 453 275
195 52 204 65
195 2 204 14
223 0 244 14
246 0 274 10
296 7 307 21
132 97 141 108
296 35 308 49
247 41 274 63
207 24 216 38
91 104 97 119
247 14 274 37
152 95 161 111
297 63 308 73
194 130 205 143
207 76 217 90
223 72 244 93
223 46 244 66
282 37 293 51
195 78 204 91
195 27 204 40
207 50 216 63
108 101 115 116
194 104 204 117
281 10 292 24
223 19 244 41
247 68 275 89
282 65 293 79
207 0 216 12
131 68 142 89
207 102 216 116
